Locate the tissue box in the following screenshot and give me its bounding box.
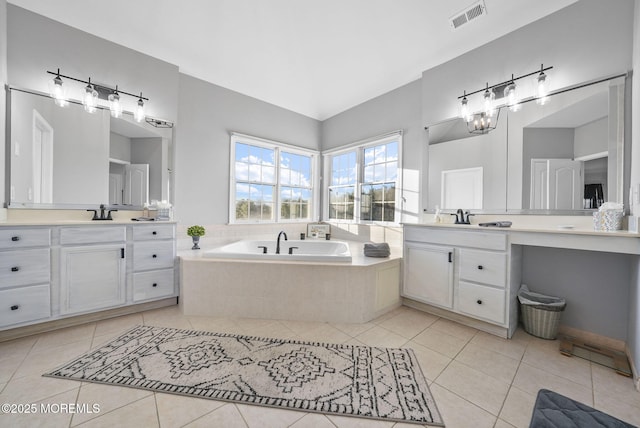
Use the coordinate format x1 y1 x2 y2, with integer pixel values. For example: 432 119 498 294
593 211 623 231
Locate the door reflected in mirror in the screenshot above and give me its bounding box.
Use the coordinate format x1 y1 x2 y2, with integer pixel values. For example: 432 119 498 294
8 88 173 209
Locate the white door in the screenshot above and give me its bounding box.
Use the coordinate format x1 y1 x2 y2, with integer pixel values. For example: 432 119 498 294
109 173 123 205
60 245 126 314
530 159 583 209
441 167 483 209
403 242 454 309
124 164 149 206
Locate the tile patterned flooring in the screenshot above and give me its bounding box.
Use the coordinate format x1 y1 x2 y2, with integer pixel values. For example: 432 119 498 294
1 305 639 427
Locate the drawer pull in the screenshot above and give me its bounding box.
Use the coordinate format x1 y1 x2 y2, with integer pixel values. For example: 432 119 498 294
477 265 484 270
10 305 19 311
477 299 483 305
152 283 158 287
152 254 157 258
11 236 20 242
11 266 20 272
152 231 157 235
448 252 452 263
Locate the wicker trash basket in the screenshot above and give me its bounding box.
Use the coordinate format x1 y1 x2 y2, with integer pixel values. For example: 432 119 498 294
518 285 566 340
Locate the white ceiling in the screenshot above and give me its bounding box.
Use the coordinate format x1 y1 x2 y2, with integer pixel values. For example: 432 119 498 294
8 0 578 120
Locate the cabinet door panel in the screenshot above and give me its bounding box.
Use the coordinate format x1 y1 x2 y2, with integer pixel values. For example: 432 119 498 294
403 243 454 309
60 245 125 314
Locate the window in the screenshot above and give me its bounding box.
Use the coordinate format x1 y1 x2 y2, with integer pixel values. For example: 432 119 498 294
325 133 402 223
230 134 317 223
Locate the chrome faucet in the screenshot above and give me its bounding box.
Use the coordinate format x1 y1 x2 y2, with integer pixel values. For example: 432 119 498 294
276 231 288 254
87 204 118 221
451 209 473 224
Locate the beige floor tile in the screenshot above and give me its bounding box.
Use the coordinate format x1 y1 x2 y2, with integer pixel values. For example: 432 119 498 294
498 386 537 428
293 323 352 344
12 339 92 379
593 392 640 426
0 335 38 362
403 341 451 382
0 356 24 384
0 373 79 405
289 412 335 428
155 393 226 428
376 309 438 339
429 383 497 428
91 330 129 349
31 323 96 353
280 320 328 336
512 362 593 406
93 313 143 337
77 394 159 428
330 321 376 338
592 363 640 409
327 413 394 427
184 403 248 427
71 382 152 425
371 306 410 325
522 339 592 388
412 328 468 359
494 419 518 428
470 331 527 360
0 387 77 428
429 318 478 341
354 326 408 348
435 360 510 415
455 342 520 384
236 403 306 427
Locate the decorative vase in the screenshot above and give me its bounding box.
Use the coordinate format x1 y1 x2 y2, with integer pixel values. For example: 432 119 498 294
191 236 200 250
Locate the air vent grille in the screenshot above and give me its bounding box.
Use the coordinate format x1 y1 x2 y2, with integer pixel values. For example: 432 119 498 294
450 1 486 29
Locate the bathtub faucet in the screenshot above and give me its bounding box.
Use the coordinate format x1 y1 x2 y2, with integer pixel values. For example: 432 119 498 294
276 231 288 254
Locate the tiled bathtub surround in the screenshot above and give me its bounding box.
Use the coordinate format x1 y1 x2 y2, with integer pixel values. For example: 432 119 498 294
1 305 639 427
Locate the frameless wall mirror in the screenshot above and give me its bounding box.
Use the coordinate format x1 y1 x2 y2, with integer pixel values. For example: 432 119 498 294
426 74 627 214
7 88 173 210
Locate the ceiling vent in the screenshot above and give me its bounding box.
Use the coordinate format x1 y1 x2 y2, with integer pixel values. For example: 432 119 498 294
450 1 486 30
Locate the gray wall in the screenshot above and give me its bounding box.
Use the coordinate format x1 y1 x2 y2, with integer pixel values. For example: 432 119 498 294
321 79 423 222
574 118 608 159
0 0 6 208
110 133 131 162
522 247 631 341
132 137 165 203
174 73 321 225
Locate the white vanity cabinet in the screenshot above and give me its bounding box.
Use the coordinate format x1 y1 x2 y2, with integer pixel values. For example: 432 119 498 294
0 222 178 334
0 228 51 327
59 227 126 315
132 224 176 302
403 225 520 338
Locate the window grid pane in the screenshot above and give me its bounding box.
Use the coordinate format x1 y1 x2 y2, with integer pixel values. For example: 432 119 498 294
279 151 313 221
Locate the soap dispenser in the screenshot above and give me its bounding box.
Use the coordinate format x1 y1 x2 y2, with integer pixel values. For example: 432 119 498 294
434 205 442 223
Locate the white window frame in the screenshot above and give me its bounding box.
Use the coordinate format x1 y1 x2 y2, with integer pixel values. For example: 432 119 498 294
229 133 320 224
323 132 403 225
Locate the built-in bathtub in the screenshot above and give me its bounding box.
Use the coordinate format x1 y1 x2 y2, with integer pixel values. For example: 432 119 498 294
180 240 400 323
203 239 352 262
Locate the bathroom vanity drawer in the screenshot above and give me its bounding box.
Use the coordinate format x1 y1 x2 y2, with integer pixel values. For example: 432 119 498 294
132 224 175 241
404 226 507 251
458 249 507 288
0 284 51 328
458 281 505 325
60 226 126 245
133 269 175 302
0 248 50 289
133 241 175 271
0 228 51 249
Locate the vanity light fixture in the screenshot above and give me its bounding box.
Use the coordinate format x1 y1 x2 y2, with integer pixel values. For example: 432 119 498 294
45 69 149 119
82 77 99 113
457 64 553 133
48 68 68 107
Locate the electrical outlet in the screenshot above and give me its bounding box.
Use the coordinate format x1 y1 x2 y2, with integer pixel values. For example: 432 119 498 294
28 187 33 201
14 141 19 156
10 185 15 200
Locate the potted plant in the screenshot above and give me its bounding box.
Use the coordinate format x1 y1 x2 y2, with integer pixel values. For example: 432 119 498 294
187 225 205 250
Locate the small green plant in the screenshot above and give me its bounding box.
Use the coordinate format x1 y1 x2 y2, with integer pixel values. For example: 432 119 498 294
187 225 205 237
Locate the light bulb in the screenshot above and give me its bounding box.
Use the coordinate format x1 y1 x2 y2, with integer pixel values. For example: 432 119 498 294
82 79 99 113
483 84 495 117
134 93 145 122
48 70 67 107
108 87 122 118
460 94 471 122
536 68 549 105
504 77 520 112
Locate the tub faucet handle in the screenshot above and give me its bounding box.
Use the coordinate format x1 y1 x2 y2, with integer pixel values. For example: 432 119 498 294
288 246 298 255
258 246 268 254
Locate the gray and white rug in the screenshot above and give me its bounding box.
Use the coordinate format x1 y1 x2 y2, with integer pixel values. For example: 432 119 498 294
44 325 443 426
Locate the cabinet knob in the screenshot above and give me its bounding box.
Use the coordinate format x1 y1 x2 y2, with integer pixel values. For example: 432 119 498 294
152 283 158 287
152 231 157 235
11 266 20 272
477 299 483 305
152 254 157 258
10 305 19 311
477 265 484 270
11 236 20 242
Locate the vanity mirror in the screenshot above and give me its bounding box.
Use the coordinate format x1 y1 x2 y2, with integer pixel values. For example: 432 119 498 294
7 88 173 210
426 74 627 214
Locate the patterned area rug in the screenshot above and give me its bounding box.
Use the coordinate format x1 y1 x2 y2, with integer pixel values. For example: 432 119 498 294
44 325 443 426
